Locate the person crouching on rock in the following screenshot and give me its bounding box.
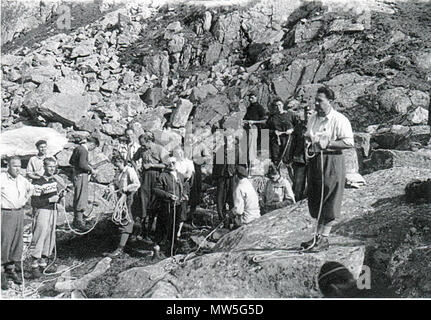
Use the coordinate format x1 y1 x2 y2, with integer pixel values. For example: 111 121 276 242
260 164 295 214
152 157 187 259
29 157 64 278
103 156 141 258
230 166 260 228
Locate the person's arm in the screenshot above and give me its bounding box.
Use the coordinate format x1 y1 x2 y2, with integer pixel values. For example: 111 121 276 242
26 158 39 180
124 168 141 192
77 147 93 173
322 116 354 151
232 185 244 216
283 180 296 204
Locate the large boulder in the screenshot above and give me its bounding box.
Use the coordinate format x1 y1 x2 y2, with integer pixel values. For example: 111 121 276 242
378 88 412 115
0 126 68 158
113 197 366 298
364 149 431 173
193 95 231 127
29 93 91 127
170 99 193 128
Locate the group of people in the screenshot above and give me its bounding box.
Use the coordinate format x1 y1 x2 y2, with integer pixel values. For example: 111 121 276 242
1 86 355 291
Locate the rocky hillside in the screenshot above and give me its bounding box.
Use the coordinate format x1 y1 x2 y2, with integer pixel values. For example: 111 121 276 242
1 0 431 298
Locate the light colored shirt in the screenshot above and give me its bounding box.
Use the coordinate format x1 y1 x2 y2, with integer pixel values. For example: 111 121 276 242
1 172 34 209
114 166 141 193
174 158 195 180
118 141 140 164
232 178 261 224
262 177 295 205
306 108 354 148
26 155 46 178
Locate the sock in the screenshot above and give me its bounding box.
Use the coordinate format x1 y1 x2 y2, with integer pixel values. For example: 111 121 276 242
119 233 129 248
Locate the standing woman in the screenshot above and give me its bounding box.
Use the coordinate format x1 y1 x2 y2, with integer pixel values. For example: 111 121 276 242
266 98 298 167
104 156 141 258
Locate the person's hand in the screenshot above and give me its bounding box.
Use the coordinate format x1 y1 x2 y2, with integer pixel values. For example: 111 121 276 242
285 128 294 135
143 163 152 170
121 186 128 194
49 195 60 203
317 135 330 150
170 194 179 201
181 195 189 201
275 130 280 136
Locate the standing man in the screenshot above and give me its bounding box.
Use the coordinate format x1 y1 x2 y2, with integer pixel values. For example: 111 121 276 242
213 133 238 225
153 157 187 258
288 105 314 201
231 166 261 227
69 136 99 231
1 156 34 290
29 157 63 278
103 155 141 258
266 98 298 167
243 91 267 165
132 132 169 242
301 87 354 251
26 140 48 181
118 127 140 169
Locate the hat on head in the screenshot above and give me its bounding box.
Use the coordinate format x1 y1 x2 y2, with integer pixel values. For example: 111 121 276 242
248 91 257 97
267 163 280 177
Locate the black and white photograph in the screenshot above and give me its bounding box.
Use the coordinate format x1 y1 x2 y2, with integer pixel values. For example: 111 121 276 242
0 0 430 307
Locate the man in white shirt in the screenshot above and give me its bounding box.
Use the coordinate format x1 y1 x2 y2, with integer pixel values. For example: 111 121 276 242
302 86 354 251
1 156 34 290
26 140 48 181
231 166 261 227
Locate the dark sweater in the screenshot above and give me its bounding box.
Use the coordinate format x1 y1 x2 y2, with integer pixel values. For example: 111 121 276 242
244 102 266 121
154 172 186 202
69 145 91 174
266 111 299 141
31 176 60 210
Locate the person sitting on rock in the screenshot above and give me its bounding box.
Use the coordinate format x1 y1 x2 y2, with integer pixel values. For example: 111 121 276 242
230 166 261 228
260 164 295 214
172 146 194 239
103 155 141 258
152 157 188 259
30 157 64 278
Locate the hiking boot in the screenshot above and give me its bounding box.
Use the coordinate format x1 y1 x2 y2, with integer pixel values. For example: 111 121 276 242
31 267 42 279
300 235 320 250
312 236 329 251
38 258 47 268
6 269 22 285
301 235 329 251
103 247 124 258
73 220 88 231
1 272 8 290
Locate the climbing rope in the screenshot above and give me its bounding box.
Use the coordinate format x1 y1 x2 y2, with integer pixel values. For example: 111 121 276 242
111 193 132 227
